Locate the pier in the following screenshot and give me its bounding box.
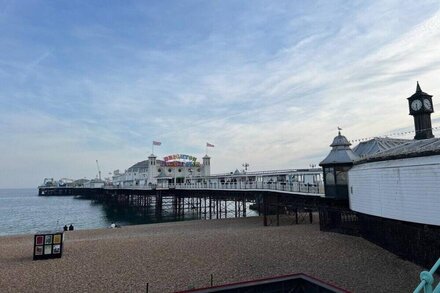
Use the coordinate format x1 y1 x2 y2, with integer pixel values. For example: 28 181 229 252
38 181 348 227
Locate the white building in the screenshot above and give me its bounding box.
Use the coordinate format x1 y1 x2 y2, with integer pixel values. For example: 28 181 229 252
112 153 211 187
349 138 440 226
320 82 440 268
348 82 440 226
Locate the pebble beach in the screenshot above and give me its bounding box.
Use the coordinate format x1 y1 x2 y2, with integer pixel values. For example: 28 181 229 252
0 217 424 292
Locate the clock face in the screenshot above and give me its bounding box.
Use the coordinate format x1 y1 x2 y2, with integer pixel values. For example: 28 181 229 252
423 99 432 110
411 100 422 111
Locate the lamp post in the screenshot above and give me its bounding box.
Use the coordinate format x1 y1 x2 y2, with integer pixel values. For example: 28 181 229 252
242 163 249 188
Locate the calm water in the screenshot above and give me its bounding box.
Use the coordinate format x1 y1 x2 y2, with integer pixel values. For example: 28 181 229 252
0 189 256 236
0 189 118 236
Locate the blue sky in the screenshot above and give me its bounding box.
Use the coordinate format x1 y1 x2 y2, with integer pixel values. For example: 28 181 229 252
1 0 440 187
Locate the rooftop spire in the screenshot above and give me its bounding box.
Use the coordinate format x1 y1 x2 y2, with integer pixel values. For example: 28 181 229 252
416 81 422 93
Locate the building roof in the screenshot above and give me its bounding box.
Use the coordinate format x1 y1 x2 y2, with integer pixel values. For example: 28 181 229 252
355 137 440 164
408 81 432 100
127 160 149 171
320 132 359 166
353 137 410 158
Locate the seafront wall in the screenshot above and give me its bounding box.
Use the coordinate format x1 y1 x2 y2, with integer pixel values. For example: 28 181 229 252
319 206 440 269
358 213 440 269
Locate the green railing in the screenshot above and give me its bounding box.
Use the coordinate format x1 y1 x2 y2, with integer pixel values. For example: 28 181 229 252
414 258 440 293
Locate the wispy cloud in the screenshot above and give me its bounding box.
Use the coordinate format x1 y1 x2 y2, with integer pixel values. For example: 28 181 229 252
1 1 440 187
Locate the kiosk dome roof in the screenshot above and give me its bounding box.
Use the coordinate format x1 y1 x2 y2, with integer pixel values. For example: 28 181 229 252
320 131 359 166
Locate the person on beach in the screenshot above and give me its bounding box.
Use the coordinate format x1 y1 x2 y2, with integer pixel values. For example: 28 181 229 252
68 224 74 231
63 225 68 231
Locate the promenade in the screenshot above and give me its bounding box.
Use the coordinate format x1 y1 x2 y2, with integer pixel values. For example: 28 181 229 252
0 217 422 292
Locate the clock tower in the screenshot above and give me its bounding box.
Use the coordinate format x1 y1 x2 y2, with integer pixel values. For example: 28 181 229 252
407 82 434 140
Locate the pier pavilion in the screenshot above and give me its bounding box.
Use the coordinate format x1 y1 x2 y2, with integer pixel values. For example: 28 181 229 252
112 153 211 187
318 82 440 270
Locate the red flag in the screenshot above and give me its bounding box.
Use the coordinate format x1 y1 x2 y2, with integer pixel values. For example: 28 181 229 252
153 141 161 146
206 142 214 147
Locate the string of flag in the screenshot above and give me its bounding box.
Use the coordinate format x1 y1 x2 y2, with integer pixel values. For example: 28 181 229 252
349 125 440 143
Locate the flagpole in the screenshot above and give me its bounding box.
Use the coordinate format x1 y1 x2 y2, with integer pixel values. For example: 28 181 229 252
152 142 154 155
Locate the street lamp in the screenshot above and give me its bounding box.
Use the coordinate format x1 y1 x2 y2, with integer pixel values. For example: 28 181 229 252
242 163 249 188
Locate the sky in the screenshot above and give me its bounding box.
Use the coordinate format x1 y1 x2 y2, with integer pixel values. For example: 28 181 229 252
1 0 440 188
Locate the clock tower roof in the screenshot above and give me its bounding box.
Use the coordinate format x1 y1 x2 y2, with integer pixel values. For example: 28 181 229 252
416 81 422 93
407 81 432 100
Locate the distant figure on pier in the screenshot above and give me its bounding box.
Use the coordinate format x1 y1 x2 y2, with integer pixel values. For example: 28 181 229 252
63 225 68 231
68 224 74 231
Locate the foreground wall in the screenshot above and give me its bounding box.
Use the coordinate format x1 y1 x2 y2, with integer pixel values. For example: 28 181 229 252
348 155 440 226
357 212 440 269
319 206 440 269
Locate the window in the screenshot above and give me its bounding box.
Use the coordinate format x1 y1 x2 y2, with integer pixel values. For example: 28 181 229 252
197 168 201 172
335 166 350 185
157 168 161 173
178 169 182 172
324 167 335 185
336 170 347 185
168 168 172 173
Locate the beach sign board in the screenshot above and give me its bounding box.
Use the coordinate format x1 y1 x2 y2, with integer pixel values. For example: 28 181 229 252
33 231 64 260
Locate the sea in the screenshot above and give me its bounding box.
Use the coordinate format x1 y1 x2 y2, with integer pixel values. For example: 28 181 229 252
0 188 115 236
0 188 257 236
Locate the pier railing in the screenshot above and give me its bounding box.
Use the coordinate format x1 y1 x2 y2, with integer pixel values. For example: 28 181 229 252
40 182 325 195
172 181 324 195
413 258 440 293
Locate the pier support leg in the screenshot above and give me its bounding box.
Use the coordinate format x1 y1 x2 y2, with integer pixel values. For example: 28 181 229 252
263 194 268 227
224 200 227 218
243 198 247 217
209 196 212 220
276 195 280 226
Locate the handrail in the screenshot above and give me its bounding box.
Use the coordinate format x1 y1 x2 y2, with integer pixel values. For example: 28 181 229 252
171 181 324 195
199 168 323 178
414 258 440 293
39 182 325 195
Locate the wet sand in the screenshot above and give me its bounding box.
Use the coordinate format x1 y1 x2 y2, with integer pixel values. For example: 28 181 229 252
0 217 423 292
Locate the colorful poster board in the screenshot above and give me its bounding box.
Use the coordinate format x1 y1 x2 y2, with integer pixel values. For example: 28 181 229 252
33 231 64 260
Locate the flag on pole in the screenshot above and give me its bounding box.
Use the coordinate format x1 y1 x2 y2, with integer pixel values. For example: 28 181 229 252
153 141 162 146
206 142 214 147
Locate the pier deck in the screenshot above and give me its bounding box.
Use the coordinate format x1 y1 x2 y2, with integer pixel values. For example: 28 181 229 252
37 185 347 227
